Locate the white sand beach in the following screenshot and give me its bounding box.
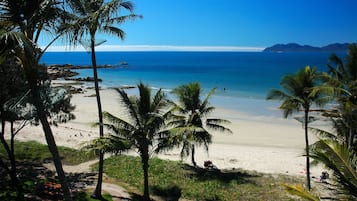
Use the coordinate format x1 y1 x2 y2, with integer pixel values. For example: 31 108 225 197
12 82 327 178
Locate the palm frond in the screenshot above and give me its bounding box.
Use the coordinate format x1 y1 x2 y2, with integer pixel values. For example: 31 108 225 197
284 184 320 201
103 111 135 132
102 25 125 40
310 139 357 197
115 88 140 125
309 127 338 141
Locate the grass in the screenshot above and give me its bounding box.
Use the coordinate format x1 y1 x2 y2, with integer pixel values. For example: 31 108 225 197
101 155 303 201
1 141 304 200
73 191 113 201
0 140 96 165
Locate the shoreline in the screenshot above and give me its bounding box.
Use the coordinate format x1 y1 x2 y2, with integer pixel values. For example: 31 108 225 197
11 81 327 177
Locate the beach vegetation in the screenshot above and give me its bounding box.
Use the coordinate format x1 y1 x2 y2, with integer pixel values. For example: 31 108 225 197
100 154 303 201
0 1 77 198
87 83 170 201
0 140 97 200
318 44 357 150
162 82 232 167
267 66 327 191
62 0 141 198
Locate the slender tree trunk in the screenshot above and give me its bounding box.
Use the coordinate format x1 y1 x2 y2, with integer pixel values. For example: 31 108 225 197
10 121 23 199
0 119 23 198
304 110 311 191
191 144 197 167
30 87 73 201
90 36 105 200
348 115 354 149
142 147 150 201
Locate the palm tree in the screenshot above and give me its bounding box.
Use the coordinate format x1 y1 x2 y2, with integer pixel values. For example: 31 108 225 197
63 1 141 198
267 66 326 191
286 136 357 200
0 3 73 199
167 82 232 167
320 44 357 149
310 139 357 199
98 83 169 201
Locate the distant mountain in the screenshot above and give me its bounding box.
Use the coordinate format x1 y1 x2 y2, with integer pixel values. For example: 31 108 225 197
263 43 351 52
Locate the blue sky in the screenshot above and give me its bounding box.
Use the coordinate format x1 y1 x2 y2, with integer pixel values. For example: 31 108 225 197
46 0 357 51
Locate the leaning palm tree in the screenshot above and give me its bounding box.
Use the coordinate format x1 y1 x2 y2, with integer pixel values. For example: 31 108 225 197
98 83 169 201
63 0 141 198
0 2 73 199
167 82 232 167
267 66 326 191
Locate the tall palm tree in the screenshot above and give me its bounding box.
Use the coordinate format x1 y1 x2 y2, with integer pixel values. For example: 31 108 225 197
98 83 169 201
320 44 357 149
167 82 232 167
63 0 141 198
0 2 73 199
267 66 326 191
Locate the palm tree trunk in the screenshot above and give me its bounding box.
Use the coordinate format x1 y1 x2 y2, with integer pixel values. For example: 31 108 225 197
10 121 23 199
0 119 23 199
142 149 150 201
31 87 73 201
90 36 105 199
191 144 197 167
304 110 311 191
348 115 354 149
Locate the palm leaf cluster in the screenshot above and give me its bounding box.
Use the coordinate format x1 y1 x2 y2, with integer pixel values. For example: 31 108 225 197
270 45 357 200
267 66 326 191
1 0 141 200
161 82 232 166
310 139 357 198
85 82 231 200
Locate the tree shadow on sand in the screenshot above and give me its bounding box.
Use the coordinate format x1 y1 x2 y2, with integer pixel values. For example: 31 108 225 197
183 164 260 185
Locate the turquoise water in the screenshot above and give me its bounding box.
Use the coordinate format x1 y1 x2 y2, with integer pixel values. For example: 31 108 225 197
41 51 344 116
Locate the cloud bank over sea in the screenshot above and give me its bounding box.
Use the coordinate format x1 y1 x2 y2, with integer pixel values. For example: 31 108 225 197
43 45 265 52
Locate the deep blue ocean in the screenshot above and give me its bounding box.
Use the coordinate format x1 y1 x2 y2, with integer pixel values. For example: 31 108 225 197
41 51 345 116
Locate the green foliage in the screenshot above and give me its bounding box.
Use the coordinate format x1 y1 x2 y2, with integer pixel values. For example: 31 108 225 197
284 184 319 201
0 140 96 165
165 82 232 165
73 192 113 201
101 155 301 201
310 139 357 199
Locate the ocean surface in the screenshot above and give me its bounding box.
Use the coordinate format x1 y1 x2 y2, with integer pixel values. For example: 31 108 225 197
41 51 346 117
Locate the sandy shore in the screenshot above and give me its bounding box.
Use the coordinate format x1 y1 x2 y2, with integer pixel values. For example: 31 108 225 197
11 82 328 178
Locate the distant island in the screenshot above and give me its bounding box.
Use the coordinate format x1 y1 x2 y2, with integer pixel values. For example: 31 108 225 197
263 43 352 53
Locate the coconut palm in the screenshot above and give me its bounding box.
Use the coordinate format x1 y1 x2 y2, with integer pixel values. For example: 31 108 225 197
310 139 357 199
319 44 357 149
166 82 232 167
267 66 326 190
0 3 73 199
62 1 141 198
98 83 169 201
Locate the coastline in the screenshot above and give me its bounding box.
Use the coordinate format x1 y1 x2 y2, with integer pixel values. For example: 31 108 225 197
12 81 326 177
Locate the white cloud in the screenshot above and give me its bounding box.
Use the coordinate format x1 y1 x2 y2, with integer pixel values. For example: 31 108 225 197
43 45 264 52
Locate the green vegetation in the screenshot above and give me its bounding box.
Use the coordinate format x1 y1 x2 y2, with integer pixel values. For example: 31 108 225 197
0 140 96 165
62 0 141 198
163 82 232 167
102 155 302 201
267 66 326 191
73 192 113 201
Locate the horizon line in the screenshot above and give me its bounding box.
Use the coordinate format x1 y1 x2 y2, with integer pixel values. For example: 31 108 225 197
42 45 265 52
